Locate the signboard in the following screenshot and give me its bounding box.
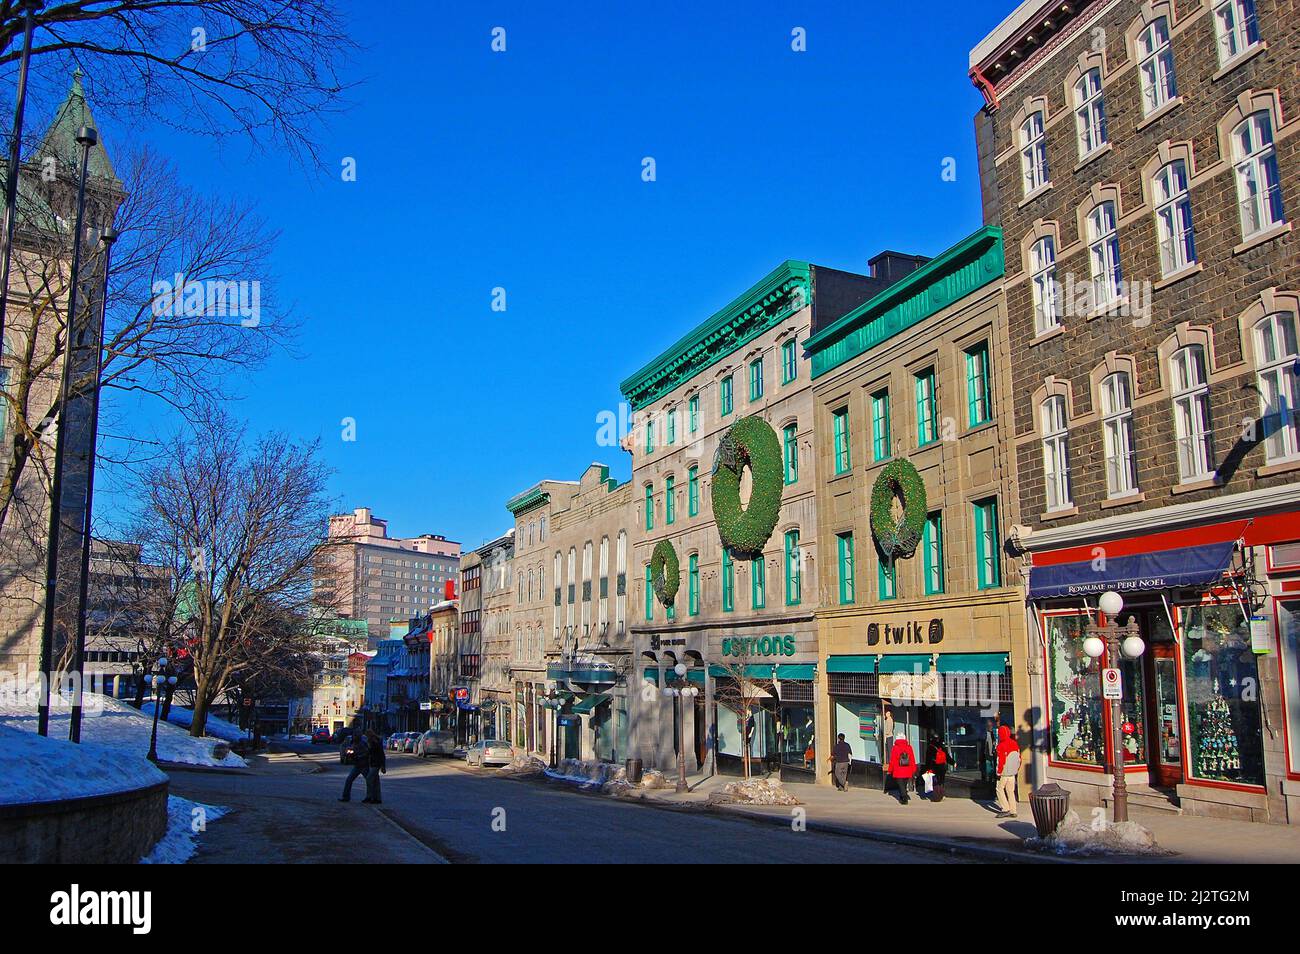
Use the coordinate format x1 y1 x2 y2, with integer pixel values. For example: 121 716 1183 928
857 704 878 739
557 715 580 727
1102 667 1123 700
879 671 941 704
1250 615 1273 655
419 701 432 711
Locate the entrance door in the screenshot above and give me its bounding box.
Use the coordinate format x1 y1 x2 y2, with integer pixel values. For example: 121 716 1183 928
1148 645 1184 787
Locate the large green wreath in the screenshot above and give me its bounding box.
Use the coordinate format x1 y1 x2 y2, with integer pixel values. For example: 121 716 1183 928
870 457 927 560
651 539 680 607
711 415 783 557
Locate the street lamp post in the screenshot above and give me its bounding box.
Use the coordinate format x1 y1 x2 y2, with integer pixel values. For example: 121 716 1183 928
1082 590 1145 823
146 656 177 762
540 687 565 769
662 662 699 794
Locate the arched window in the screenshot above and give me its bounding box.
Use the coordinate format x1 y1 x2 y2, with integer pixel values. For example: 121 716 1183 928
1170 345 1214 480
1214 0 1260 66
1233 111 1285 239
539 517 547 541
1100 372 1138 497
1153 159 1196 275
1254 312 1300 462
1020 110 1049 196
1086 200 1122 306
1073 68 1107 159
1030 235 1060 334
1041 395 1072 510
1137 17 1177 115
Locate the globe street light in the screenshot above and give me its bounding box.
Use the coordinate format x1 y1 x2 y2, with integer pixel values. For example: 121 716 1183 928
662 662 699 794
146 656 178 762
1082 590 1144 822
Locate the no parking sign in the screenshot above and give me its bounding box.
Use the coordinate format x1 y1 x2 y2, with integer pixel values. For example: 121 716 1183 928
1102 667 1122 700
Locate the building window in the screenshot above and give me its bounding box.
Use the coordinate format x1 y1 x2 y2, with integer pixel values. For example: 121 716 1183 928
870 389 891 461
688 553 699 616
922 512 944 595
1233 111 1285 240
688 465 699 516
965 341 992 428
1137 17 1177 115
644 564 653 621
973 497 1001 590
832 406 851 474
1087 200 1122 307
784 530 801 606
1073 67 1107 159
644 413 655 454
1100 371 1138 497
877 555 896 601
915 368 938 446
1170 344 1214 481
1041 395 1072 511
1030 236 1060 335
1255 312 1300 462
751 555 766 609
783 423 799 484
837 532 855 605
720 375 734 416
688 394 699 433
1214 0 1260 66
1019 110 1049 197
665 475 675 525
781 339 797 384
749 357 764 402
1153 159 1196 276
722 548 734 612
1182 603 1265 786
666 406 677 445
644 483 654 531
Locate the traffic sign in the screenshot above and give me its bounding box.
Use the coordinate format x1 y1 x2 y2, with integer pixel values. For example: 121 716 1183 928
1102 667 1122 700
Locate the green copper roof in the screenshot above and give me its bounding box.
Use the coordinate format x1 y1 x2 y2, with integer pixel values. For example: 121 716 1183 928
804 226 1003 379
619 260 812 410
37 70 119 184
506 486 550 516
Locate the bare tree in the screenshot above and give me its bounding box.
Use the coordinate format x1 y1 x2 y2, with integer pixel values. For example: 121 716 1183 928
712 646 776 780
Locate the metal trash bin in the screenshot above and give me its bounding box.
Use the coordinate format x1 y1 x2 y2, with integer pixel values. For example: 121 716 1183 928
625 758 644 784
1029 783 1071 838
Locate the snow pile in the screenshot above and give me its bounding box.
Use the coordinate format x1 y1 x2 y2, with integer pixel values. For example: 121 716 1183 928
141 702 247 743
707 776 801 806
544 758 622 788
0 693 246 769
497 752 547 776
0 723 166 805
140 796 230 864
1032 809 1165 856
640 769 670 790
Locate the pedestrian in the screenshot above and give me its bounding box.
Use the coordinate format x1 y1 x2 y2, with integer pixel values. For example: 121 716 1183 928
887 732 917 805
830 733 853 791
339 728 371 803
924 733 952 802
363 728 386 804
994 724 1021 818
980 719 998 787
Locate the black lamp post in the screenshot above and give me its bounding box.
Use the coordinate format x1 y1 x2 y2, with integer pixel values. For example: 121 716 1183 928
540 687 565 768
662 662 699 793
146 656 177 762
1082 590 1145 823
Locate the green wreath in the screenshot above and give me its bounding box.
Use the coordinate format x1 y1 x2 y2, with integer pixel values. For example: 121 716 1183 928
870 457 927 560
711 415 783 557
651 539 680 607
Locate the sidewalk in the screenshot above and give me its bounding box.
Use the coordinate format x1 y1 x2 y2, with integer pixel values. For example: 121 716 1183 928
635 773 1300 864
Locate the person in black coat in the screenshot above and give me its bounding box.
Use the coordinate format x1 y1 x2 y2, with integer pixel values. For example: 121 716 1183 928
339 730 370 802
924 734 952 802
363 729 386 804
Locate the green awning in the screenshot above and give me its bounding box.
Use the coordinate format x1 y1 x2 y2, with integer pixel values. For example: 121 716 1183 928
571 693 611 715
686 669 706 686
642 667 659 684
776 664 816 680
877 654 931 674
826 655 875 674
936 653 1008 674
708 664 775 679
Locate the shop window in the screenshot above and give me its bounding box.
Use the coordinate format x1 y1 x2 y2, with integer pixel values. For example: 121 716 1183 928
1182 604 1265 786
1278 601 1300 774
1046 614 1104 766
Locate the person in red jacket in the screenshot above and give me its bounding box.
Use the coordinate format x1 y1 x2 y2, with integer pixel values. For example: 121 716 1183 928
994 724 1022 818
888 733 917 805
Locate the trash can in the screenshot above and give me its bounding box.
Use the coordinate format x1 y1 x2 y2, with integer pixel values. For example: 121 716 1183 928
625 757 644 784
1029 783 1071 838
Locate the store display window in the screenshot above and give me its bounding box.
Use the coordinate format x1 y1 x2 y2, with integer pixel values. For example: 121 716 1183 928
1046 612 1104 766
1181 603 1265 787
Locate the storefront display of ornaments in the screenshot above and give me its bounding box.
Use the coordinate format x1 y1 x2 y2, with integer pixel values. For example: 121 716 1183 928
1193 678 1242 778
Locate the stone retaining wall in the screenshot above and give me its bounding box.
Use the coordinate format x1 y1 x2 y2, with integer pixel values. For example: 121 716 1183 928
0 780 169 863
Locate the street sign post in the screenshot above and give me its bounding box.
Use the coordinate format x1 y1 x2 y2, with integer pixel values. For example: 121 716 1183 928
1102 667 1122 700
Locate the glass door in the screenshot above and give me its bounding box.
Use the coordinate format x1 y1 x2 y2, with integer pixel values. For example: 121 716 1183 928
1149 646 1184 787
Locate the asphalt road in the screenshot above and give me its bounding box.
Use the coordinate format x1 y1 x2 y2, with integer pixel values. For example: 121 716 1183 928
165 742 967 864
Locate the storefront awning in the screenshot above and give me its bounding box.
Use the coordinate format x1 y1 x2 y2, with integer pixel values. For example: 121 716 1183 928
936 653 1007 674
775 663 816 680
877 654 931 674
826 655 875 674
1028 540 1237 599
708 664 775 679
570 693 611 715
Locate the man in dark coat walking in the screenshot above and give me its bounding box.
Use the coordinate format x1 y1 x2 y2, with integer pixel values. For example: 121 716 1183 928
339 729 371 802
363 729 386 803
830 733 853 791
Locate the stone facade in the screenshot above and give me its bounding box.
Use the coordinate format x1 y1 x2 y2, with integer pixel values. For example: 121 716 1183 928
471 532 514 740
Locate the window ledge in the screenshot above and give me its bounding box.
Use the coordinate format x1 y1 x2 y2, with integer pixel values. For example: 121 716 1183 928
1018 181 1054 209
1234 222 1292 256
1136 96 1183 132
1040 505 1078 521
1211 42 1267 83
964 419 997 438
1073 142 1112 174
1171 475 1223 495
1257 458 1300 479
1100 492 1145 510
1084 296 1130 321
1030 325 1065 347
1153 262 1204 291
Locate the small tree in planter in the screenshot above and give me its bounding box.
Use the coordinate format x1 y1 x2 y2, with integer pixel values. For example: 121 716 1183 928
711 640 776 780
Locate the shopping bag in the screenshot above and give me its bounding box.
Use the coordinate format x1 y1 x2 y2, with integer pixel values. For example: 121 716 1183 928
921 770 935 794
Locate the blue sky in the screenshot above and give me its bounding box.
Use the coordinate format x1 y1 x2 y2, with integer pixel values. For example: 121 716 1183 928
85 0 1006 550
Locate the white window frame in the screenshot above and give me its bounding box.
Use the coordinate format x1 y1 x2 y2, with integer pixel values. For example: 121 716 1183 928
1030 235 1060 334
1020 111 1049 197
1041 395 1072 511
1213 0 1261 67
1137 17 1177 116
1087 200 1122 307
1153 159 1196 276
1170 344 1214 481
1233 111 1285 240
1073 68 1107 159
1100 371 1138 497
1255 312 1300 463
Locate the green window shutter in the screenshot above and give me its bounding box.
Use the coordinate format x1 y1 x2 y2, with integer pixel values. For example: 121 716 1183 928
784 530 801 606
688 466 699 516
833 407 851 474
872 390 891 461
837 532 855 605
722 548 734 612
751 556 765 609
974 497 1001 589
667 408 677 445
783 424 798 484
665 476 675 525
688 395 699 432
645 564 653 620
689 554 699 616
923 512 944 595
644 484 654 531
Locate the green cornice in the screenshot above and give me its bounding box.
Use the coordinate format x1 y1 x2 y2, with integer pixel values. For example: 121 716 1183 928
804 226 1004 380
506 487 550 516
619 260 812 411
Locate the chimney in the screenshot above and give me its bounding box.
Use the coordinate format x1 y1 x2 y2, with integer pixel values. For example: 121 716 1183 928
868 251 929 286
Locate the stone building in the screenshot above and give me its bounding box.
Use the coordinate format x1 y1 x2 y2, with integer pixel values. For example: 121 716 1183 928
971 0 1300 822
467 530 514 740
803 226 1032 793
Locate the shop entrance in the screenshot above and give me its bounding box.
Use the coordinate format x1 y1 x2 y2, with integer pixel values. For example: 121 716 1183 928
1147 642 1184 788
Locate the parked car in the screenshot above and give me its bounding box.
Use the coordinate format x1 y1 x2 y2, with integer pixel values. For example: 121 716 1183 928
330 727 351 745
466 739 514 767
416 730 456 757
401 732 420 753
311 728 331 745
386 733 404 751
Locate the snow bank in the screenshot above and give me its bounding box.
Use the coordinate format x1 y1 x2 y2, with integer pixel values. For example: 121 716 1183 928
140 796 230 864
544 758 622 788
141 702 246 743
0 723 166 805
498 752 547 776
707 776 802 806
0 694 246 769
1031 809 1166 856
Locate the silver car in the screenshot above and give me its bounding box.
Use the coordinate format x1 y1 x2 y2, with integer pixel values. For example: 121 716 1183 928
417 730 456 757
466 739 515 767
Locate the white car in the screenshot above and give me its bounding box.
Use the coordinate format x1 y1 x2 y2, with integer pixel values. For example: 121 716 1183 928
465 739 515 767
416 730 456 757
